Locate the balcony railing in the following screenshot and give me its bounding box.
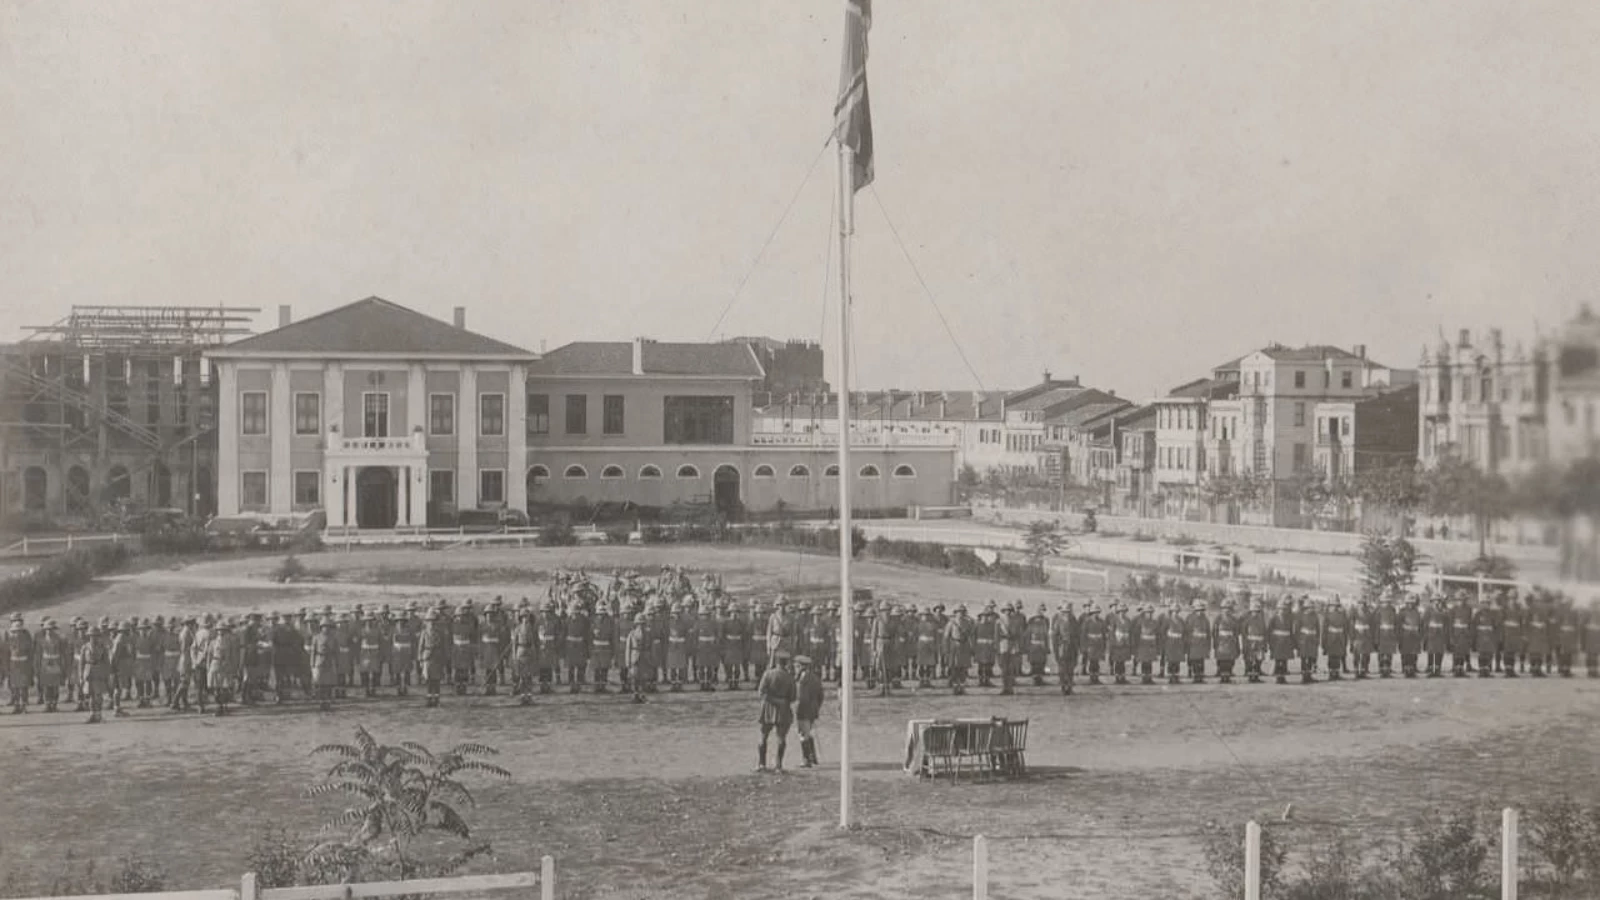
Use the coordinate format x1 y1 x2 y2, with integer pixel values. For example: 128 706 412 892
749 431 958 448
328 430 426 454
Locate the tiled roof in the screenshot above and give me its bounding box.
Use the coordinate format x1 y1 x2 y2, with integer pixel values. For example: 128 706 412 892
1256 344 1362 363
1166 377 1240 400
1054 401 1131 431
531 341 765 378
1039 388 1119 420
211 297 533 358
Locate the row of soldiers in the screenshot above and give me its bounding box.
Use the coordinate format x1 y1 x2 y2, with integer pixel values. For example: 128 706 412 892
5 575 1598 719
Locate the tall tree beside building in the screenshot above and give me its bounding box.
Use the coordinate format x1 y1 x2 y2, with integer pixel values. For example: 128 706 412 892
1420 453 1512 557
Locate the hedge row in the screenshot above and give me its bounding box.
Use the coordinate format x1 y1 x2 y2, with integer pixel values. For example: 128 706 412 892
0 543 133 616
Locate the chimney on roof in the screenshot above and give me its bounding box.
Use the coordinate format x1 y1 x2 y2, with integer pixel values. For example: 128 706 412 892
632 337 645 375
1042 369 1052 383
940 396 948 418
1353 344 1366 360
278 305 292 328
453 307 466 329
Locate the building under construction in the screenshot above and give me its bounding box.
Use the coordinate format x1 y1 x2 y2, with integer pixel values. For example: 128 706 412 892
0 305 258 527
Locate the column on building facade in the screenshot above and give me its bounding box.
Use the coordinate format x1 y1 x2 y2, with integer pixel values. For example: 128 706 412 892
343 465 355 528
216 362 239 515
457 365 479 509
507 363 528 513
408 451 428 526
394 465 406 528
270 363 292 514
325 454 345 528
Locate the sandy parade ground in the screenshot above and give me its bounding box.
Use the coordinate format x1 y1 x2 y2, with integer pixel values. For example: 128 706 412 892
1 544 1597 900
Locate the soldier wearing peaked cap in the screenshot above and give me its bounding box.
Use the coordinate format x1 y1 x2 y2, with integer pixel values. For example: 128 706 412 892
756 650 797 772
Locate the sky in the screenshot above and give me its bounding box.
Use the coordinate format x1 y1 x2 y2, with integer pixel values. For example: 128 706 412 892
2 0 1598 401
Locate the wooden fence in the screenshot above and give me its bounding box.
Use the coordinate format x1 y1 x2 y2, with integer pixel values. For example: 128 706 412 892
7 859 556 900
969 809 1527 898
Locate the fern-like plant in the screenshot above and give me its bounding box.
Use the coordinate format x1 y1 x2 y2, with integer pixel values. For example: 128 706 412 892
306 726 510 879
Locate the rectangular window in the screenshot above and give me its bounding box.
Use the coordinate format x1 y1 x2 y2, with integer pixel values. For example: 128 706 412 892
1294 371 1306 389
145 400 160 427
241 471 268 510
241 391 268 435
1341 370 1353 389
293 470 320 508
294 392 320 435
429 394 455 436
362 392 390 438
527 393 550 435
429 469 454 505
565 394 587 435
1292 442 1308 471
1323 370 1330 388
479 469 505 505
603 394 625 435
663 395 735 444
479 393 505 437
1293 402 1306 427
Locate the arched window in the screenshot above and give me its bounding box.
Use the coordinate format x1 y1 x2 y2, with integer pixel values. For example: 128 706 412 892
859 464 881 478
528 464 550 483
893 464 916 478
788 464 811 478
676 464 700 479
22 466 47 511
600 465 625 479
824 465 840 477
638 465 662 479
564 465 588 479
753 464 776 478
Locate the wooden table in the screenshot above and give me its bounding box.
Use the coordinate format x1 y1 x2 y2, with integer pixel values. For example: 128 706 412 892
904 718 1024 780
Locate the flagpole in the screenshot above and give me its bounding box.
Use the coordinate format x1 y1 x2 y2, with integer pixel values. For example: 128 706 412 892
836 139 856 831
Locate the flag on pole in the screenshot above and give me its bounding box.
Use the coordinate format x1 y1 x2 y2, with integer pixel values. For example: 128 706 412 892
834 0 874 193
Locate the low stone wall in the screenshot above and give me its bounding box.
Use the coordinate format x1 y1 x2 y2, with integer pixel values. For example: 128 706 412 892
972 506 1561 567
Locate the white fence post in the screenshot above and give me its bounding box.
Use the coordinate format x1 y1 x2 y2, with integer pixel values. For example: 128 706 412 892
1502 807 1518 900
541 854 555 900
240 871 258 900
972 835 988 900
1245 821 1261 900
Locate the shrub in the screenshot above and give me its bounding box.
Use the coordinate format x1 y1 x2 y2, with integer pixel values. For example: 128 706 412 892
537 520 577 547
949 548 989 577
604 525 633 546
141 524 211 554
0 543 132 615
275 555 308 583
1526 800 1600 894
107 855 166 894
1168 534 1199 547
1131 531 1158 543
1441 554 1518 581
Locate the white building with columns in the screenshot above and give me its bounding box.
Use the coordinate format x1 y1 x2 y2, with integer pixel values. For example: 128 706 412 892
205 297 537 528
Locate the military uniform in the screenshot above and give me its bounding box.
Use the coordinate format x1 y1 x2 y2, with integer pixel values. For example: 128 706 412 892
720 606 747 690
1525 603 1552 677
536 602 562 693
1555 604 1581 677
590 607 617 692
34 620 67 712
564 602 590 693
1106 604 1133 685
972 605 997 687
206 621 242 716
511 608 539 704
1212 602 1240 683
1239 601 1268 683
1348 600 1375 678
1267 603 1295 684
944 608 974 694
1422 599 1450 677
7 618 33 713
79 626 112 723
1051 604 1078 693
1294 602 1320 683
1472 600 1501 678
1184 601 1212 684
481 601 510 696
1374 597 1400 677
1320 601 1349 680
1131 604 1161 684
623 613 650 703
311 620 340 710
1447 598 1474 676
755 653 796 772
1079 605 1107 686
696 605 723 691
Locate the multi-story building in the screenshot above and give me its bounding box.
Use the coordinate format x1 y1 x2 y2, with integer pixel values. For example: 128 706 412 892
729 336 828 400
0 304 257 524
1417 328 1548 475
1312 384 1420 481
1148 378 1237 519
205 297 955 527
1545 307 1600 465
1111 406 1158 516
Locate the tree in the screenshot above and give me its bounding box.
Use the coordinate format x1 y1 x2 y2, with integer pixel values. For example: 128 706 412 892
956 463 981 501
306 726 510 880
1358 531 1419 601
1421 453 1512 556
1022 519 1065 577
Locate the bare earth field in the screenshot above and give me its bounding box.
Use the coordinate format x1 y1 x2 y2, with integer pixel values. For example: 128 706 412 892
2 545 1597 900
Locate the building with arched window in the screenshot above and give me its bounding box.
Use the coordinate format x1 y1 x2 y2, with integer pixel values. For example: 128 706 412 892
204 297 955 527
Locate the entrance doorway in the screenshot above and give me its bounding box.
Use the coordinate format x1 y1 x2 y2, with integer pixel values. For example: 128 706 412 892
356 466 397 529
712 465 741 519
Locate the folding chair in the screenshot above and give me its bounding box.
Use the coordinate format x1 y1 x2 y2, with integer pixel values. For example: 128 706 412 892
955 720 995 783
993 718 1029 778
921 723 957 780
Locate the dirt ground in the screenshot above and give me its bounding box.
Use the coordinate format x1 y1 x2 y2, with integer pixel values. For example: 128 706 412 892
2 545 1597 900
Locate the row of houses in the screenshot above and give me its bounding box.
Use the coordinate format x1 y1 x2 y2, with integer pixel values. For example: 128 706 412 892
5 295 1596 531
